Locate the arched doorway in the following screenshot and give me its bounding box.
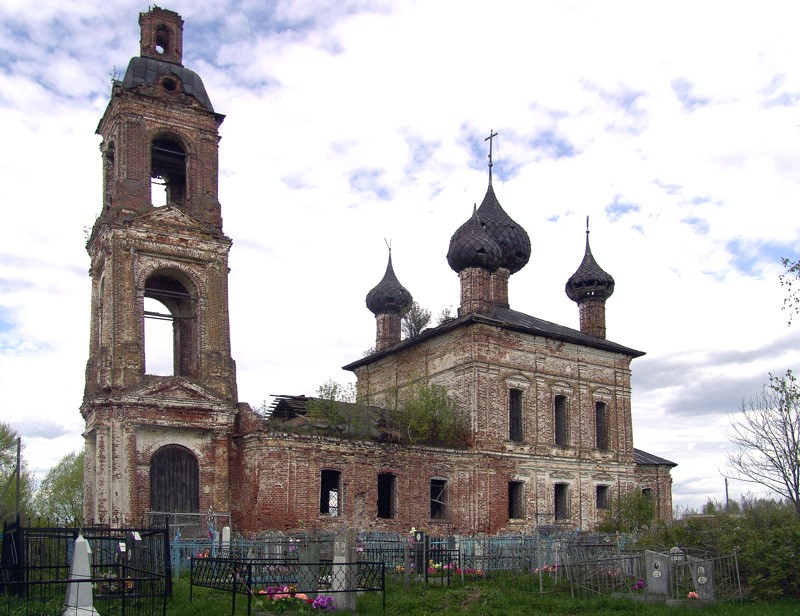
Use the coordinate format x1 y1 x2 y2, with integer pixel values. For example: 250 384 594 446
150 445 199 512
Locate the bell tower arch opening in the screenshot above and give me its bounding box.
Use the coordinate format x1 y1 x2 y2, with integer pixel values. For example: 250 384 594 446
143 270 198 378
151 137 186 207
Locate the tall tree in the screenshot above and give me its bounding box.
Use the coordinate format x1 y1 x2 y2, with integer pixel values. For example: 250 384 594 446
727 370 800 515
401 301 431 339
33 450 84 522
0 423 35 522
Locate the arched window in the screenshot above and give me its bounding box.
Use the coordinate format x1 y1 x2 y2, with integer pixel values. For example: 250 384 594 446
151 137 186 207
595 401 608 450
144 271 198 377
554 395 568 447
150 445 199 513
155 24 170 55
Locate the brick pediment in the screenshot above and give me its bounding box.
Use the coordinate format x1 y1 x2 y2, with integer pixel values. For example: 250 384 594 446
122 376 229 407
135 206 208 234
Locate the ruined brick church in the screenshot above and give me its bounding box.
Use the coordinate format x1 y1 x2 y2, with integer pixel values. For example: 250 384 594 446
81 7 675 535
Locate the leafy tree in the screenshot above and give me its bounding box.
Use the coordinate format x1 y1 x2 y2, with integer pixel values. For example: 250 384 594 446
401 301 431 339
307 379 372 436
436 306 454 325
396 383 470 447
727 370 800 515
779 257 800 326
596 490 654 532
0 423 35 522
33 451 84 522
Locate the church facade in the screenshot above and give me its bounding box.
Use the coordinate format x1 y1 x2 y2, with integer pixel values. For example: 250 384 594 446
81 7 674 535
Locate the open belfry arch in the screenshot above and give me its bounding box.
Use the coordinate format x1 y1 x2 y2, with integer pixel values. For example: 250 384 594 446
82 7 238 524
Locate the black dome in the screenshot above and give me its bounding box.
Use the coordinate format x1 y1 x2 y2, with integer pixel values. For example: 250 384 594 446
447 209 502 273
451 184 531 274
565 233 615 302
366 254 413 315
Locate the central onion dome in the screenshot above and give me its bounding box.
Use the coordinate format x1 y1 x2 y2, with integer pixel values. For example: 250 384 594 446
447 208 502 272
366 253 413 315
448 183 531 274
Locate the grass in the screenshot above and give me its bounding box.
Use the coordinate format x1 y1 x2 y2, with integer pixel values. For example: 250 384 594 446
168 576 799 616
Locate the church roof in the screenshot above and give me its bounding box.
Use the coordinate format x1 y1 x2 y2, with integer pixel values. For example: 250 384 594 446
121 56 215 111
344 304 644 371
634 448 677 467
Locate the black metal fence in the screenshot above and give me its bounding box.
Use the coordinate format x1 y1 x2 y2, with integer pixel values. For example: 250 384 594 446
0 521 169 616
190 556 385 616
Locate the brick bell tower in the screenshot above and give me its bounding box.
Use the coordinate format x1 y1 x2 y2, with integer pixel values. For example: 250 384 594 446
82 7 237 524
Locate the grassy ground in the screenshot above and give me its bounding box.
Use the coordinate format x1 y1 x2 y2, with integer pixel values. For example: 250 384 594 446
169 577 798 616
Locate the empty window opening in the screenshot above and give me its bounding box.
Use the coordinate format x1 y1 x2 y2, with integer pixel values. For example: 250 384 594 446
509 388 523 442
554 395 568 447
144 273 198 377
151 138 186 207
150 445 199 513
508 481 524 519
103 143 115 211
144 297 174 375
554 483 569 521
377 473 396 519
320 470 341 516
596 485 609 510
430 478 448 520
155 25 169 55
595 402 608 450
641 487 652 499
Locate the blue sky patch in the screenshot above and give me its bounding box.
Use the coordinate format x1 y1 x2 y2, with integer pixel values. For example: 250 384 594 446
605 195 640 221
349 168 392 200
671 78 710 111
530 129 576 159
726 238 791 276
682 216 710 235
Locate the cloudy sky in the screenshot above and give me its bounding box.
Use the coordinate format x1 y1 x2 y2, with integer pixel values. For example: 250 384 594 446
2 0 799 513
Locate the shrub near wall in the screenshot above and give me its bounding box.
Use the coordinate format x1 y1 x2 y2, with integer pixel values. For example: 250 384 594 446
638 499 800 600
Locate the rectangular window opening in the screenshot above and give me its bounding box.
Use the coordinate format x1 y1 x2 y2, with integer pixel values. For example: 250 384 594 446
320 469 341 516
641 487 652 499
508 481 524 519
595 401 608 450
430 478 448 520
596 485 609 510
554 483 569 522
509 388 523 442
554 395 568 447
377 473 396 519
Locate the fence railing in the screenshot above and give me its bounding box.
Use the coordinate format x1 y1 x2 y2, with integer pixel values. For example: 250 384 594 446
190 556 384 616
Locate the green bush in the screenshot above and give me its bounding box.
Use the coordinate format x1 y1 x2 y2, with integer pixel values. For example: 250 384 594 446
636 497 800 600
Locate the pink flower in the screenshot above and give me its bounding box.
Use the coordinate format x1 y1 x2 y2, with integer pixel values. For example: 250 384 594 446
687 591 699 599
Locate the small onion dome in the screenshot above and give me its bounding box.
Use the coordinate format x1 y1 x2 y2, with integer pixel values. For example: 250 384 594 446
565 233 615 302
447 208 502 273
366 254 413 315
470 183 531 274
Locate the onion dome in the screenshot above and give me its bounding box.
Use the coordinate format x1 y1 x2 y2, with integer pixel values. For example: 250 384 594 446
366 253 413 315
447 208 502 273
450 184 531 274
565 228 615 302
